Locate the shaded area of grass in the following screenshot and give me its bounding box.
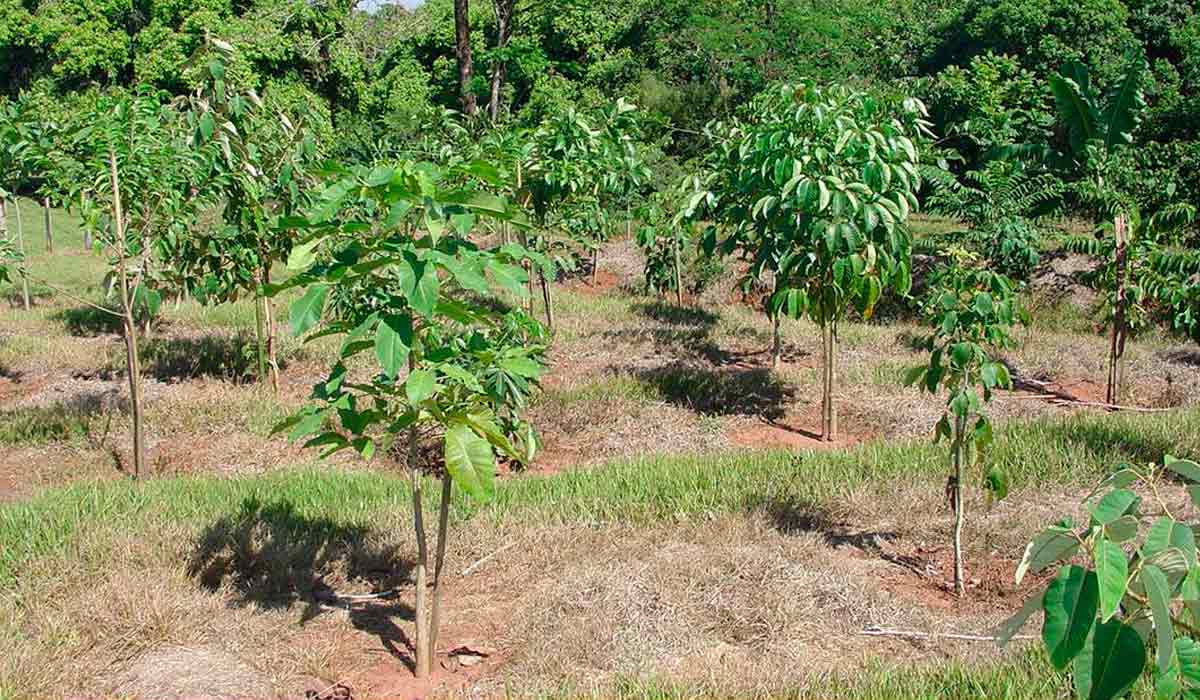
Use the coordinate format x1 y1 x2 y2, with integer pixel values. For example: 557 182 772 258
54 305 124 336
189 496 413 611
632 363 794 417
139 333 260 383
0 404 94 445
4 407 1199 589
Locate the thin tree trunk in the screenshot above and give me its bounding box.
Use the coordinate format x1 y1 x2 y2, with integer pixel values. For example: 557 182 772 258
673 235 683 306
952 412 966 597
487 0 512 121
409 464 431 678
13 199 30 310
540 268 554 329
110 149 145 480
1106 214 1128 405
517 164 533 316
81 193 92 250
43 197 52 253
427 475 453 664
261 266 280 395
453 0 477 116
771 312 781 370
523 237 535 316
407 370 431 678
821 320 838 442
253 286 269 388
591 247 599 286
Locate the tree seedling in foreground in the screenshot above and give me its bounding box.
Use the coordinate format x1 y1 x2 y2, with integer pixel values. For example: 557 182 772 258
277 158 544 679
907 252 1023 596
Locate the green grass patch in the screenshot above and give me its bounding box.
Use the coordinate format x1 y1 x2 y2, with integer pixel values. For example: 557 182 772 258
591 648 1155 700
0 405 93 446
3 407 1197 589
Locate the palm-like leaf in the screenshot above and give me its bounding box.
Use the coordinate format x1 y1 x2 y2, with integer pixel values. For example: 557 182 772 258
1049 61 1103 160
1101 53 1148 152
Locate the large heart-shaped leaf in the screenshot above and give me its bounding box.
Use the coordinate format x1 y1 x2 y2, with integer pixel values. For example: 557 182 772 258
1043 564 1098 670
1094 538 1128 622
1073 620 1145 700
375 314 412 379
1143 564 1175 673
1017 526 1079 584
289 284 328 337
444 423 495 502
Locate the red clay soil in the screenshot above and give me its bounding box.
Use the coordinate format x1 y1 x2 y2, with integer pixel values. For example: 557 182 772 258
565 269 622 295
354 644 502 700
1045 376 1107 404
871 545 1048 613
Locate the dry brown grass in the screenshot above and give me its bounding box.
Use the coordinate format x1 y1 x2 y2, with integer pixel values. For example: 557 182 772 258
2 477 1082 700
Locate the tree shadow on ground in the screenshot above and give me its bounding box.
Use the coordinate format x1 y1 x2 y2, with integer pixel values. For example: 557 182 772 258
188 497 415 617
633 300 720 327
348 602 420 672
1160 347 1200 368
139 333 267 383
631 362 795 419
762 496 917 572
54 305 124 336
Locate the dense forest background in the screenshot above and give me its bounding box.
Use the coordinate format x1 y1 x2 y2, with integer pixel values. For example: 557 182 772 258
2 0 1198 198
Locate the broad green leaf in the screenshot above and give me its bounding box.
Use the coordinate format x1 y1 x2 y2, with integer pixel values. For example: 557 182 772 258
464 412 520 462
1073 620 1145 700
1042 564 1098 670
443 423 495 501
1106 515 1139 543
500 356 543 378
983 465 1008 501
1146 548 1191 589
1145 516 1197 566
1095 538 1128 621
289 284 328 337
488 260 529 297
1175 637 1200 692
1090 489 1139 525
903 364 926 387
198 112 215 141
366 165 394 186
995 588 1044 647
440 363 484 392
405 368 436 404
1017 528 1080 584
375 314 412 379
1166 458 1200 485
287 238 321 271
407 266 440 317
1101 54 1147 152
1143 565 1175 674
950 342 973 368
981 362 1002 389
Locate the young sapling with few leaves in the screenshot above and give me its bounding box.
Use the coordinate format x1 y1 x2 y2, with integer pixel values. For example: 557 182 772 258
906 250 1024 596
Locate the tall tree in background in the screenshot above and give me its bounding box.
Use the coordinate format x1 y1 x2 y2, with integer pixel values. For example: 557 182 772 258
454 0 477 115
488 0 515 121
